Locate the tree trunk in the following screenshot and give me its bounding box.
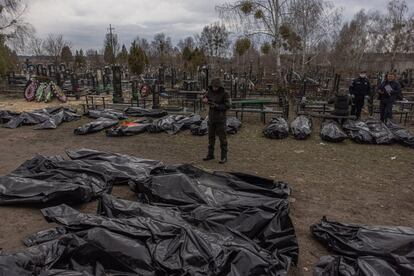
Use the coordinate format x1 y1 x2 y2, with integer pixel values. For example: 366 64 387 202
391 52 397 71
301 48 306 76
274 0 282 85
275 50 281 82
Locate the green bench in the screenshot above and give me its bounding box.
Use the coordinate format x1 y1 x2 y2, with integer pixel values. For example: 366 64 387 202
231 108 284 123
230 99 288 123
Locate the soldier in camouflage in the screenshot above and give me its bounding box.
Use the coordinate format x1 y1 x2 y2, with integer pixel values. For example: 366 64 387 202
202 78 230 164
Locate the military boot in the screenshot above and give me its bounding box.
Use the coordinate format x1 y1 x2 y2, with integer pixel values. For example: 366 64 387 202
203 145 215 161
219 144 228 164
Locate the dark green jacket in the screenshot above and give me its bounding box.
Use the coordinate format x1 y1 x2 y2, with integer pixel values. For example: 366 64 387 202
206 86 230 123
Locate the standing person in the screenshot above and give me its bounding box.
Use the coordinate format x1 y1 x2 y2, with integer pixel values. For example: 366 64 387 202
378 73 401 122
202 78 230 164
349 71 371 119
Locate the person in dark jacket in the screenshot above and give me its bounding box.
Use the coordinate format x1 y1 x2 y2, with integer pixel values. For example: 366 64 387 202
328 89 352 124
378 73 401 122
349 71 370 119
202 78 231 164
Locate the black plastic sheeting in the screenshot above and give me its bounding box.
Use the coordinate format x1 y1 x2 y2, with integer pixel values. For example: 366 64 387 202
147 114 203 134
320 121 348 143
386 120 414 148
190 117 208 136
0 150 298 275
87 109 128 120
74 117 119 135
263 117 289 139
0 149 163 205
0 155 110 205
124 107 168 118
342 119 413 147
365 120 396 145
0 110 20 123
3 107 80 129
3 111 50 128
106 121 150 137
342 120 375 144
226 116 242 134
311 218 414 276
190 117 242 136
128 164 298 263
66 149 163 187
290 116 312 140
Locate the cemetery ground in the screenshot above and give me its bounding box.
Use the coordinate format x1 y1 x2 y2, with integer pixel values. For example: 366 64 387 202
0 99 413 275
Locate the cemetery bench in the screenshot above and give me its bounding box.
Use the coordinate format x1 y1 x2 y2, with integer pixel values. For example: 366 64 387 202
231 108 284 123
297 100 332 114
230 99 288 123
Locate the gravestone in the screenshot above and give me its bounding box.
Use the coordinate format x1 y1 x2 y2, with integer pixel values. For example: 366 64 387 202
36 64 43 76
48 64 56 77
112 65 124 103
96 69 103 85
71 73 79 99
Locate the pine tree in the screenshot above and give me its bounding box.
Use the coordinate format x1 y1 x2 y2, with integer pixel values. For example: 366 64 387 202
117 44 129 66
128 41 148 75
61 46 73 65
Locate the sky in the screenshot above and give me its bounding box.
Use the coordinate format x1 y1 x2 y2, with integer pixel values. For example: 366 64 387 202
24 0 414 51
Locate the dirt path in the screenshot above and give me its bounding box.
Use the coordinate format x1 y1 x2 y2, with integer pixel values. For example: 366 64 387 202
0 113 413 275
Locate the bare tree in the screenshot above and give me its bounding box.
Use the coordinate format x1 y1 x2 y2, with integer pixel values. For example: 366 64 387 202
332 10 371 72
43 34 71 64
0 0 32 52
382 0 413 69
289 0 342 74
177 36 195 51
29 36 44 56
86 49 103 69
197 22 230 58
150 33 173 66
217 0 294 80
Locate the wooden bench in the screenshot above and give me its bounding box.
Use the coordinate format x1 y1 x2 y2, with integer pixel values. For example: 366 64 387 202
230 108 285 123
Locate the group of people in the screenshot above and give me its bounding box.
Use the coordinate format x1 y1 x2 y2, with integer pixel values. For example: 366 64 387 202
201 72 405 164
330 71 403 122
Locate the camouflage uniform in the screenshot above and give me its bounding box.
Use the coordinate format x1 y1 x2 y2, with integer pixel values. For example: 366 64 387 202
205 83 230 162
